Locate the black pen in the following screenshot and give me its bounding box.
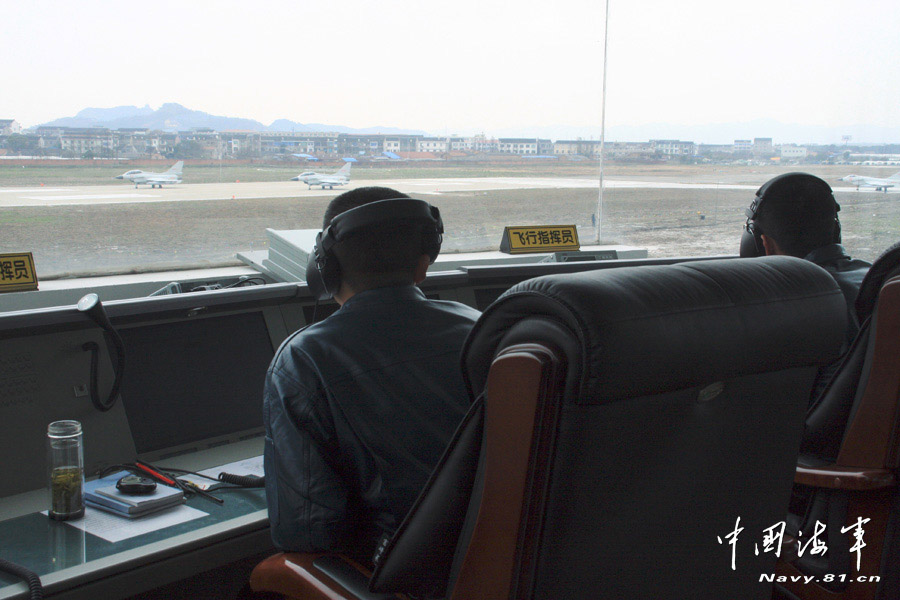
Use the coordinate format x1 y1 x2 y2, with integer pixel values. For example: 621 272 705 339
178 479 224 505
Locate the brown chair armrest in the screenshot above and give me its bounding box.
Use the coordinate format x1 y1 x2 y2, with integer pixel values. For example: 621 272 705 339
795 464 896 490
250 552 374 600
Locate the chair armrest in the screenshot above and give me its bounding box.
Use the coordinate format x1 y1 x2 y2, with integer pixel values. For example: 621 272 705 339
250 552 399 600
794 464 896 490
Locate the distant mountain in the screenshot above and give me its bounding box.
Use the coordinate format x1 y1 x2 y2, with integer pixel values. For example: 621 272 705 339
267 119 319 133
75 105 155 122
41 103 267 131
39 104 427 136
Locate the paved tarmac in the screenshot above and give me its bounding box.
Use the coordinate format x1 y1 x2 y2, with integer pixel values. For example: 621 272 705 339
0 177 889 207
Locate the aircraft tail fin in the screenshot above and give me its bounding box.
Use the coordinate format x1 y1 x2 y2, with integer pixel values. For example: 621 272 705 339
336 162 352 178
168 161 184 174
888 171 900 181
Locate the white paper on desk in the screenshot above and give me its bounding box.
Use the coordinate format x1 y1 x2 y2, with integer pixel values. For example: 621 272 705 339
49 505 208 543
181 455 264 490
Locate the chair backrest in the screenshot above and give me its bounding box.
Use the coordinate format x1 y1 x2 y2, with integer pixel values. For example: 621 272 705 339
371 256 846 600
803 241 900 466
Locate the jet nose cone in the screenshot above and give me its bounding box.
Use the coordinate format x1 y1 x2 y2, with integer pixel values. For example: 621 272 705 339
115 175 123 179
290 176 299 181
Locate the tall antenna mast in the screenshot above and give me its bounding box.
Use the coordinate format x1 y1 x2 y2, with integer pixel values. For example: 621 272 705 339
595 0 610 244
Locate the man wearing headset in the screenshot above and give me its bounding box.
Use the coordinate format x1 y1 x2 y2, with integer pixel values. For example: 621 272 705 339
741 173 870 341
263 186 481 566
741 172 870 398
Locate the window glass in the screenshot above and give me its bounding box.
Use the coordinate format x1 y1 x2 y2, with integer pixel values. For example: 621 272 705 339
0 0 897 279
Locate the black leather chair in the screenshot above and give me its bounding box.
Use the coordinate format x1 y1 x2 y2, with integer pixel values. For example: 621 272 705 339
251 256 846 600
776 242 900 600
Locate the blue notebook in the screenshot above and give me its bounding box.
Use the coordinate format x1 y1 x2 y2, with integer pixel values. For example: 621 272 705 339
84 471 184 517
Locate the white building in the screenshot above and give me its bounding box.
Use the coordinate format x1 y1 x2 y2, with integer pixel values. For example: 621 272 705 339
449 137 474 152
498 138 552 155
606 141 653 158
651 139 696 156
753 138 774 156
0 120 22 135
779 145 808 159
472 134 499 153
417 137 449 153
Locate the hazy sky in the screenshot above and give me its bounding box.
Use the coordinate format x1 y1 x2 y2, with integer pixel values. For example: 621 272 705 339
2 0 898 137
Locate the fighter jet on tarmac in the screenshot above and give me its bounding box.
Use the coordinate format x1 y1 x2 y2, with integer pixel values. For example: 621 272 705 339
839 171 900 192
291 162 351 190
115 161 183 188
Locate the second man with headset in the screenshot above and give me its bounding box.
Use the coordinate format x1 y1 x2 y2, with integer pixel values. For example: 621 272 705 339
263 186 481 566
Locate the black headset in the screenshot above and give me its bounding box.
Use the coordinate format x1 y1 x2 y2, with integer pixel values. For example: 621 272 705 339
740 172 841 258
305 198 443 300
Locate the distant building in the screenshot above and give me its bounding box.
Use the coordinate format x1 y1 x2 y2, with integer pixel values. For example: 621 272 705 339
753 137 774 157
338 134 422 156
733 140 753 153
449 137 474 152
60 128 115 156
259 132 339 156
0 120 22 135
472 134 499 153
698 144 734 156
554 140 601 157
606 141 653 158
498 138 551 155
778 145 808 159
651 139 696 156
499 138 536 154
417 137 449 153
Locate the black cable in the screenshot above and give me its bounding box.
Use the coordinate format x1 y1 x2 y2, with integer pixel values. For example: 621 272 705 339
82 328 125 412
77 294 125 412
82 341 101 410
310 298 320 324
223 276 267 289
0 558 43 600
142 465 265 489
217 473 265 488
155 467 220 482
98 464 137 478
106 330 126 410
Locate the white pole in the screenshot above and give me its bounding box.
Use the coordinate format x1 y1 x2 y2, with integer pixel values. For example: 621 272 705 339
595 0 610 244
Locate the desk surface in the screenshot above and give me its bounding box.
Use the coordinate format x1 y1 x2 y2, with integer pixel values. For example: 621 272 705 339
0 445 271 600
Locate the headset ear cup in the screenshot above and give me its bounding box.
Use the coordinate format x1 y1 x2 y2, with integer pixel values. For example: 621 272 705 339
322 255 341 297
740 222 763 258
423 230 442 263
305 233 342 300
305 250 326 300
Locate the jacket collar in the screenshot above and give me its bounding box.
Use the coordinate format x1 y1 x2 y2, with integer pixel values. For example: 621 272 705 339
804 243 850 266
340 285 425 312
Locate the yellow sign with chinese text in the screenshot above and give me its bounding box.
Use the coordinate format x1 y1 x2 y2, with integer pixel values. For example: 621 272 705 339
0 253 38 292
500 225 580 254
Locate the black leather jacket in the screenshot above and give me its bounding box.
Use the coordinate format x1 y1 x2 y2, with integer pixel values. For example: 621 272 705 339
805 244 871 402
804 244 871 344
263 285 480 563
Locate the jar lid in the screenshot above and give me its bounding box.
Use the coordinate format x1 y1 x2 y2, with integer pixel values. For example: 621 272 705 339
48 420 82 437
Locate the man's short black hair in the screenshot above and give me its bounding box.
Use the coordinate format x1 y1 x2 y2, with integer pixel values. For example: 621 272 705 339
323 186 426 291
754 174 839 258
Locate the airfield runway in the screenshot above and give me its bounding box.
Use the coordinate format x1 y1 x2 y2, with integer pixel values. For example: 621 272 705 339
0 177 888 208
3 166 897 278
